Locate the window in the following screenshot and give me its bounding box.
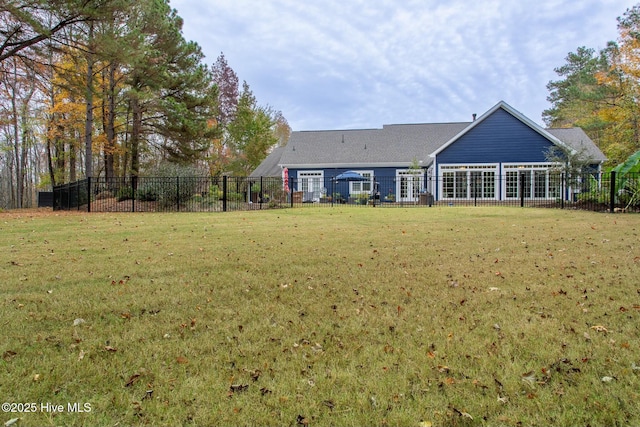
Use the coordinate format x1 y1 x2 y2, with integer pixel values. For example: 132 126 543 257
440 165 497 199
483 172 496 198
443 172 454 198
503 164 560 199
506 171 519 198
349 171 373 194
455 171 467 198
534 170 547 198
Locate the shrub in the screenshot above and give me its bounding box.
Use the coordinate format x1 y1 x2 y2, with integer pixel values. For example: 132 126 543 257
226 191 245 202
209 185 221 200
136 184 159 202
141 163 206 208
116 187 133 201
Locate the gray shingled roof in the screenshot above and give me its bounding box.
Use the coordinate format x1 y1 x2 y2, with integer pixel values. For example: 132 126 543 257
255 107 605 173
546 128 606 162
249 146 286 177
278 122 470 168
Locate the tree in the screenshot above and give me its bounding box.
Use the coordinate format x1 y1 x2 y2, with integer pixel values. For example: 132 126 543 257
226 81 280 176
0 0 287 207
212 52 239 128
543 47 611 129
545 4 640 167
122 0 218 176
0 0 124 62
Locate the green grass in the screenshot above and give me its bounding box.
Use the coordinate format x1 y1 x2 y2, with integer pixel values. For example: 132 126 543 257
1 207 639 426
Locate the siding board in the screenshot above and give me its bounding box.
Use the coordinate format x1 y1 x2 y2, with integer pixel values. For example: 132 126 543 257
437 108 556 164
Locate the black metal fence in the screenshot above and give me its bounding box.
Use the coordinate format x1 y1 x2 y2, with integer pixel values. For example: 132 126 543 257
54 176 290 212
53 172 639 213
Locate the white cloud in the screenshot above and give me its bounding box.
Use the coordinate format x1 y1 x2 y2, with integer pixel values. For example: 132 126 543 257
171 0 636 130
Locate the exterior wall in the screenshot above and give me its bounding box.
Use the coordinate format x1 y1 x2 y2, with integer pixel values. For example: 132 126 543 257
433 108 564 201
437 108 556 164
288 167 424 202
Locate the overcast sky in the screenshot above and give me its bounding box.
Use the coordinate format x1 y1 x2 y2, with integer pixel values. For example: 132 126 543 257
170 0 636 131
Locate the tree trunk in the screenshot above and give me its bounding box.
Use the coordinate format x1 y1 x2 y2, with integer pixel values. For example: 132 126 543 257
103 61 117 181
84 21 94 178
10 61 23 208
130 94 142 178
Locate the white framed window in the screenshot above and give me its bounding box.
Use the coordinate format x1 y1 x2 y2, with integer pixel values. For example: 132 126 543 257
502 164 562 199
349 170 374 194
440 165 498 199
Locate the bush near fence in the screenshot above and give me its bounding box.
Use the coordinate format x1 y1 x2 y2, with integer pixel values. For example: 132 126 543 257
52 172 640 213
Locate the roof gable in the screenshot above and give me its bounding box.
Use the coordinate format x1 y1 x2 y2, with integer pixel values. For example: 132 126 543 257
430 101 571 158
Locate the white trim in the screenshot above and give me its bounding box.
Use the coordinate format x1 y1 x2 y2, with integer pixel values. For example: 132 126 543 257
297 170 324 202
438 164 499 200
349 170 374 195
500 163 563 200
280 162 426 169
396 169 424 202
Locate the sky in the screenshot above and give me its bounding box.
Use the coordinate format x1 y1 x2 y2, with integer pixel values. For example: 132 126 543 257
170 0 637 131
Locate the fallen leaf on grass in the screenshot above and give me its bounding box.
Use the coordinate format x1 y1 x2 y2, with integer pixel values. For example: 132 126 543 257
73 318 85 326
176 356 189 364
229 384 248 394
591 325 608 333
601 376 616 382
4 418 20 427
419 421 433 427
104 346 117 352
2 350 17 360
451 406 473 420
521 371 536 388
125 373 141 387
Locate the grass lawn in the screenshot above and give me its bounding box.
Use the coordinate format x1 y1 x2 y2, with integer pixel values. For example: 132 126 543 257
1 207 639 426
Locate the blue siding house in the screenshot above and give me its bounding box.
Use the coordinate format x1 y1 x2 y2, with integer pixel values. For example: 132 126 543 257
252 101 606 203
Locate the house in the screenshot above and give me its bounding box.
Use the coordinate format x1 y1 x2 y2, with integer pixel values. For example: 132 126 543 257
251 101 606 203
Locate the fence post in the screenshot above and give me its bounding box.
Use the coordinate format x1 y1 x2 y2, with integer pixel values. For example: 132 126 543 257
131 176 136 213
260 176 263 209
223 175 228 212
176 176 180 212
609 171 616 213
561 173 565 209
520 173 525 208
290 177 294 208
87 177 91 213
